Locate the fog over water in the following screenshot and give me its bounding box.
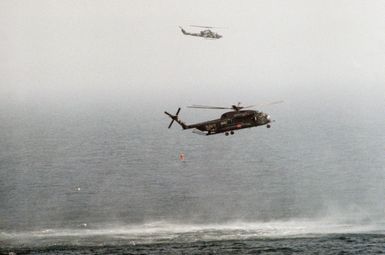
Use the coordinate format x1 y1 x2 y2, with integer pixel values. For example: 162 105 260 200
1 0 385 248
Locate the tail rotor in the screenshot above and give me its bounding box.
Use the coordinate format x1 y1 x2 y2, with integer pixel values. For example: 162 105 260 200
165 108 181 129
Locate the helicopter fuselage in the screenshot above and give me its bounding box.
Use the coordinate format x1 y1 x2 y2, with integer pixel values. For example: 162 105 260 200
165 109 271 136
189 110 270 135
180 27 222 39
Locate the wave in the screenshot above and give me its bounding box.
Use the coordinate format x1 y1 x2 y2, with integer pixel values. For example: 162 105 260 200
2 219 384 247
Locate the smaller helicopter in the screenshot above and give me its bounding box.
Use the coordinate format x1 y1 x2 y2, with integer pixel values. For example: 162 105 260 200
165 101 282 136
179 25 224 39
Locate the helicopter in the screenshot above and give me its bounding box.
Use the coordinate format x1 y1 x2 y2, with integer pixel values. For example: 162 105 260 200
164 101 282 136
179 25 224 39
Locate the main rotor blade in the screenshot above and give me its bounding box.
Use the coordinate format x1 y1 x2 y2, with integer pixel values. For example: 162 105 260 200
243 100 284 109
188 105 231 110
242 105 256 109
190 25 227 29
259 100 284 107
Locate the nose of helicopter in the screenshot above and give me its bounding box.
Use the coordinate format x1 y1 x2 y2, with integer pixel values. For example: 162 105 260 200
266 114 271 123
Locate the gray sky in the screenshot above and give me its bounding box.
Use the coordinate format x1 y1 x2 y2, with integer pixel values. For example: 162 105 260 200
1 0 384 111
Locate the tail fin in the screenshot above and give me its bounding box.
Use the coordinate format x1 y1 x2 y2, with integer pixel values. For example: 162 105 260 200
164 108 188 129
179 26 187 35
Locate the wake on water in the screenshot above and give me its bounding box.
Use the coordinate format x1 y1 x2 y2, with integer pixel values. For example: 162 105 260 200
2 219 384 248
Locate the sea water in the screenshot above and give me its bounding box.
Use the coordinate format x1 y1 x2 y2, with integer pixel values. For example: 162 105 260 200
1 99 385 254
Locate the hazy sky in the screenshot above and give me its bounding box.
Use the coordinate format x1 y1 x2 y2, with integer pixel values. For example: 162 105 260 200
1 0 384 111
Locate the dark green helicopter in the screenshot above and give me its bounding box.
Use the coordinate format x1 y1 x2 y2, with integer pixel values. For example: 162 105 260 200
164 101 282 136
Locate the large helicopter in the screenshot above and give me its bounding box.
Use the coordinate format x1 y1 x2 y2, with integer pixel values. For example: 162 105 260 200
179 25 224 39
164 101 282 136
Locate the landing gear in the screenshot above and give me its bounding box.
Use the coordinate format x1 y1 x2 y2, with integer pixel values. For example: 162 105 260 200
230 131 234 135
225 132 229 136
267 124 271 128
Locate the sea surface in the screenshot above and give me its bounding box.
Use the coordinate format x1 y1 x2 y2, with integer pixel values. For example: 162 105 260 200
1 100 385 254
